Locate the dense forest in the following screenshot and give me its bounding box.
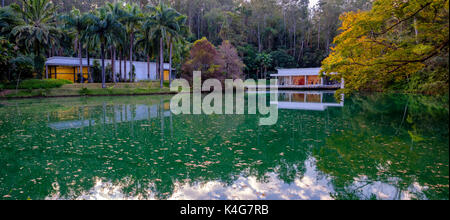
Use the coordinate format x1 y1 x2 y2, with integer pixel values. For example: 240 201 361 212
0 0 448 94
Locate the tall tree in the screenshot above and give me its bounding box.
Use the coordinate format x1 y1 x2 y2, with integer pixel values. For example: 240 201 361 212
167 13 188 86
148 3 183 88
88 8 124 88
107 1 127 83
182 37 225 81
62 8 88 83
0 6 21 38
138 14 158 81
123 3 142 82
10 0 61 77
218 40 245 79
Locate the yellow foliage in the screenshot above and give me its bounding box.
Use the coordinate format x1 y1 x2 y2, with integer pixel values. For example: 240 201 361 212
321 0 449 92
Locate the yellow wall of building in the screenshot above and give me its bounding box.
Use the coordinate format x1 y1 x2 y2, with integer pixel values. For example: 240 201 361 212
48 66 169 82
161 70 170 81
48 66 88 83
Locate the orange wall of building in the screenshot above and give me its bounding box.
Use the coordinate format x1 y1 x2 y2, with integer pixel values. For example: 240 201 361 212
293 76 305 85
47 66 89 83
307 76 321 85
162 70 170 81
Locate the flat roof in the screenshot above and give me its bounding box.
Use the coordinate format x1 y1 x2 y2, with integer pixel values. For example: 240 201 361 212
45 56 172 69
46 57 92 67
271 67 330 76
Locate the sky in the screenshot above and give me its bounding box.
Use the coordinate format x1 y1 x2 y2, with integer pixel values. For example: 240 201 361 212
309 0 319 8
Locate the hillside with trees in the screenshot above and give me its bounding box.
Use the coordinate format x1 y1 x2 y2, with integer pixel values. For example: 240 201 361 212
0 0 448 94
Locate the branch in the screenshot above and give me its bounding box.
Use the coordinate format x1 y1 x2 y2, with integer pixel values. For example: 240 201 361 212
389 39 449 63
373 2 432 37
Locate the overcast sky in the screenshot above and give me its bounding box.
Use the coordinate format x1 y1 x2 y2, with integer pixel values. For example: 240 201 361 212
309 0 319 8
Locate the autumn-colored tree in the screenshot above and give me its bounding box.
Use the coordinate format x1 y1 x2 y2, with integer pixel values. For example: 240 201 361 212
321 0 449 94
182 37 224 81
218 40 245 79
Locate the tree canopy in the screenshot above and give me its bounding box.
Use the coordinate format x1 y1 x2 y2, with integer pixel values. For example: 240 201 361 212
321 0 449 94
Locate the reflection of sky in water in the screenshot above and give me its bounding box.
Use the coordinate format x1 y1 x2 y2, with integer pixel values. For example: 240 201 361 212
46 157 333 200
1 93 448 200
45 157 430 200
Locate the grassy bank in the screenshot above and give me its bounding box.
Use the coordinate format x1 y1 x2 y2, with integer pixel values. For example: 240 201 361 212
0 82 173 99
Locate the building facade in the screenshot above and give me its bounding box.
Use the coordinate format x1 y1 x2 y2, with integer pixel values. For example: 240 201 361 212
45 57 173 83
270 68 342 89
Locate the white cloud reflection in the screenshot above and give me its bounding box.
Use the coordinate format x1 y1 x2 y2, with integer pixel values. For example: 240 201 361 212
45 157 429 200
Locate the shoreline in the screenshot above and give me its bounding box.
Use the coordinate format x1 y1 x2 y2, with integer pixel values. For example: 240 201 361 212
0 90 178 100
1 87 446 100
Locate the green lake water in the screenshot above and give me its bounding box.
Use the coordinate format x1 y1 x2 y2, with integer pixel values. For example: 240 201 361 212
0 92 448 200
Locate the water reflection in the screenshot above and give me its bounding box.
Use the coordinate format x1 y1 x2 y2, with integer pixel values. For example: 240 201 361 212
46 157 333 200
0 92 448 200
274 91 344 111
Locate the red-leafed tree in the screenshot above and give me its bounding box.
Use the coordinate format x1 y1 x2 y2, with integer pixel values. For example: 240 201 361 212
218 40 245 79
182 37 224 82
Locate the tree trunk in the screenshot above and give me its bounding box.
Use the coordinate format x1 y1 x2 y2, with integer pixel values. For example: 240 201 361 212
129 33 134 82
79 40 83 83
110 48 113 83
124 50 127 82
160 37 164 89
414 16 419 44
112 47 116 83
156 54 160 80
293 18 297 58
169 40 173 86
119 50 122 82
101 43 106 89
298 40 304 63
317 21 320 50
257 22 262 52
87 49 92 83
147 55 150 80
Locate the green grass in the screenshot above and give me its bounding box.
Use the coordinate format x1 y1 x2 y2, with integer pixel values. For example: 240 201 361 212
3 89 48 97
77 87 171 96
4 79 73 90
2 82 173 98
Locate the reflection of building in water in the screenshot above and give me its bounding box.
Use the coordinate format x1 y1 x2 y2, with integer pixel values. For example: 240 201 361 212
270 68 343 89
48 102 171 130
272 91 344 111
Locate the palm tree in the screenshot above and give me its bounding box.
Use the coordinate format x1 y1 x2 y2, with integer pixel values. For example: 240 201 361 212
137 17 156 80
62 8 88 83
81 12 96 83
123 3 142 82
147 3 183 88
107 1 127 82
88 8 124 88
167 15 188 86
0 6 21 38
10 0 61 78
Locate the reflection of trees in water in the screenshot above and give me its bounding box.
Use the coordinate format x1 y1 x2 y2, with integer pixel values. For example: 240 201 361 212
0 96 314 199
0 93 448 200
313 93 449 200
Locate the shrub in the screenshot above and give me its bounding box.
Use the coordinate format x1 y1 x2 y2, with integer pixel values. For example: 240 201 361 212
0 83 4 91
18 79 72 89
79 88 90 95
106 86 114 94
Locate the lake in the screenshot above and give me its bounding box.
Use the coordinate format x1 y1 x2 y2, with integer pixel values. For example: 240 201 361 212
0 91 448 200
